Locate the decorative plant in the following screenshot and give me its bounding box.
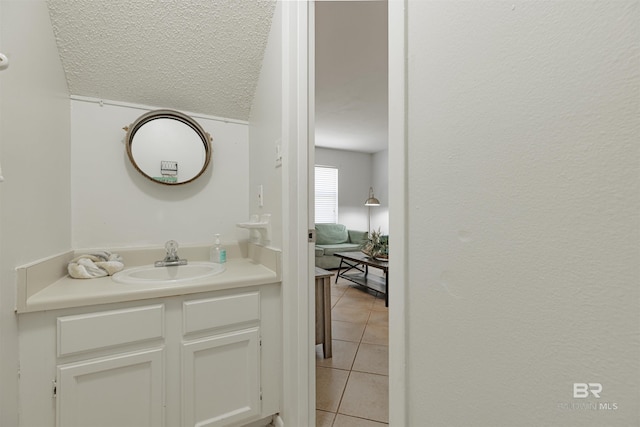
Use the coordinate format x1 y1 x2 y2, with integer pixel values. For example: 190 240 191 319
360 228 389 259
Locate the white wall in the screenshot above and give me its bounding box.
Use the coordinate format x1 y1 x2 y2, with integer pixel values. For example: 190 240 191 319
249 1 283 249
0 1 71 425
315 147 373 231
403 1 639 426
71 99 249 249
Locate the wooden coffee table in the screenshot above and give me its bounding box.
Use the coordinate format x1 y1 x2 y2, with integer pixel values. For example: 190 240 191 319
334 252 389 307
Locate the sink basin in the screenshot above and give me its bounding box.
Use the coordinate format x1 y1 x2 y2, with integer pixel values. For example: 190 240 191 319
112 262 225 285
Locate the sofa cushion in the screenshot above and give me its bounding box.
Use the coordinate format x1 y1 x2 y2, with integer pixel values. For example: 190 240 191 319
316 243 361 257
348 230 368 244
315 223 349 245
315 247 325 257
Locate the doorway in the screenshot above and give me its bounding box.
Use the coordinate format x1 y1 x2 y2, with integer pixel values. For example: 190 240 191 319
313 2 389 425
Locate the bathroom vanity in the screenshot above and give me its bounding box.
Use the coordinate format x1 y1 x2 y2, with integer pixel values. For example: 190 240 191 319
16 243 281 427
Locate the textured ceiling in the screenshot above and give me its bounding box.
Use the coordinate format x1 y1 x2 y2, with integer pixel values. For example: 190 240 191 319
315 1 388 154
47 0 387 153
47 0 276 121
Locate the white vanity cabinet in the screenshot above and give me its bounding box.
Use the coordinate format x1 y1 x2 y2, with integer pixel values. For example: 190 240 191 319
55 304 166 427
181 292 262 427
18 283 281 427
57 347 165 427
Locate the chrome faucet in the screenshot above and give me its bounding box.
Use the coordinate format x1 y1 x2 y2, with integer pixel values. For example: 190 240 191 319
154 240 188 267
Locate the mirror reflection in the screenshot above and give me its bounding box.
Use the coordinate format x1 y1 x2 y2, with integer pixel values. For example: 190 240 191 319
125 110 212 185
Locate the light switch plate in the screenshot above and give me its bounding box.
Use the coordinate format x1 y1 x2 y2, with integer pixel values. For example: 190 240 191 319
275 141 282 168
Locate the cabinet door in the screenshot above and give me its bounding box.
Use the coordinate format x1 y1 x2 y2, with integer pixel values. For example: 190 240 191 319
182 328 260 427
57 348 164 427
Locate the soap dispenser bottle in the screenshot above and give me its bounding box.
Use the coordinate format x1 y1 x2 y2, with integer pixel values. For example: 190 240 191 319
211 234 227 264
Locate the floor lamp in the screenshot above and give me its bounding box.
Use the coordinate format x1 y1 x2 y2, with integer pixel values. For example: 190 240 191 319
365 187 380 233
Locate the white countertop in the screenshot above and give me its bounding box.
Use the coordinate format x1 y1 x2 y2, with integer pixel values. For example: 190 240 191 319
17 243 281 313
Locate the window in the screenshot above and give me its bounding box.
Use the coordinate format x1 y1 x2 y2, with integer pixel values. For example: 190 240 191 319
315 166 338 224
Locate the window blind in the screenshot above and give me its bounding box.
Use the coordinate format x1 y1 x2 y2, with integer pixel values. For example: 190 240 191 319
315 166 338 224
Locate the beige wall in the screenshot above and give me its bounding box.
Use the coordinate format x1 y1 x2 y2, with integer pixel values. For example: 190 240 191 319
249 1 283 249
0 1 71 425
313 147 389 233
404 1 639 426
70 99 249 249
315 147 373 231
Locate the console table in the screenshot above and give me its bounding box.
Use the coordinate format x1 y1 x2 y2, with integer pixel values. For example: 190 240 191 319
315 267 333 358
334 252 389 307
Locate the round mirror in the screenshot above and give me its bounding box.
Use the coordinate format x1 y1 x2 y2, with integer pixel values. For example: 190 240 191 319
124 109 212 185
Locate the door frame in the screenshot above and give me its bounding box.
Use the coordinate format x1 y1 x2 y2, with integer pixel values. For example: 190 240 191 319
283 0 408 425
281 0 314 425
387 1 407 425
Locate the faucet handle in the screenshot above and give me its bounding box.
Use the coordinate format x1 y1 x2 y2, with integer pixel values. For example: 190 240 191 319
165 240 179 255
154 240 187 267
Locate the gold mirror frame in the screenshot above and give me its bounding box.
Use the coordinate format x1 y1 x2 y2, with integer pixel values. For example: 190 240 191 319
124 109 212 185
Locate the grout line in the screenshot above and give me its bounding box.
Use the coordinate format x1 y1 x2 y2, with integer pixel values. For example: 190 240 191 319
332 368 352 427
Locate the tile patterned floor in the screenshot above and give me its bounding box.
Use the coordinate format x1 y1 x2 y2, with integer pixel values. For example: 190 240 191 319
316 270 389 427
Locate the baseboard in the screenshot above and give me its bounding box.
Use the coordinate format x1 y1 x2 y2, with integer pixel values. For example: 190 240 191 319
242 414 282 427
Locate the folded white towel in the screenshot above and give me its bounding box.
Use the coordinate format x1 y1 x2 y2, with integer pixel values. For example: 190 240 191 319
68 251 124 279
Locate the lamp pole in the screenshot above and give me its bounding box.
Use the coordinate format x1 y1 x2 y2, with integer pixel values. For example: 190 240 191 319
364 187 380 233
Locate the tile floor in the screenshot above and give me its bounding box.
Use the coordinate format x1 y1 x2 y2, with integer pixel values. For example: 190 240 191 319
316 269 389 427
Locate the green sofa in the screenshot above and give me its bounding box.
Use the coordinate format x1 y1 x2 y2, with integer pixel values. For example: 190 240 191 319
315 224 368 270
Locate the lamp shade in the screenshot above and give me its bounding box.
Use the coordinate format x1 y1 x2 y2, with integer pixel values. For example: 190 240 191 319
365 187 380 206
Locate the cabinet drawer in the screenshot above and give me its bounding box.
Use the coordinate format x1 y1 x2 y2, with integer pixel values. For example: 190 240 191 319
183 292 260 335
57 304 164 357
